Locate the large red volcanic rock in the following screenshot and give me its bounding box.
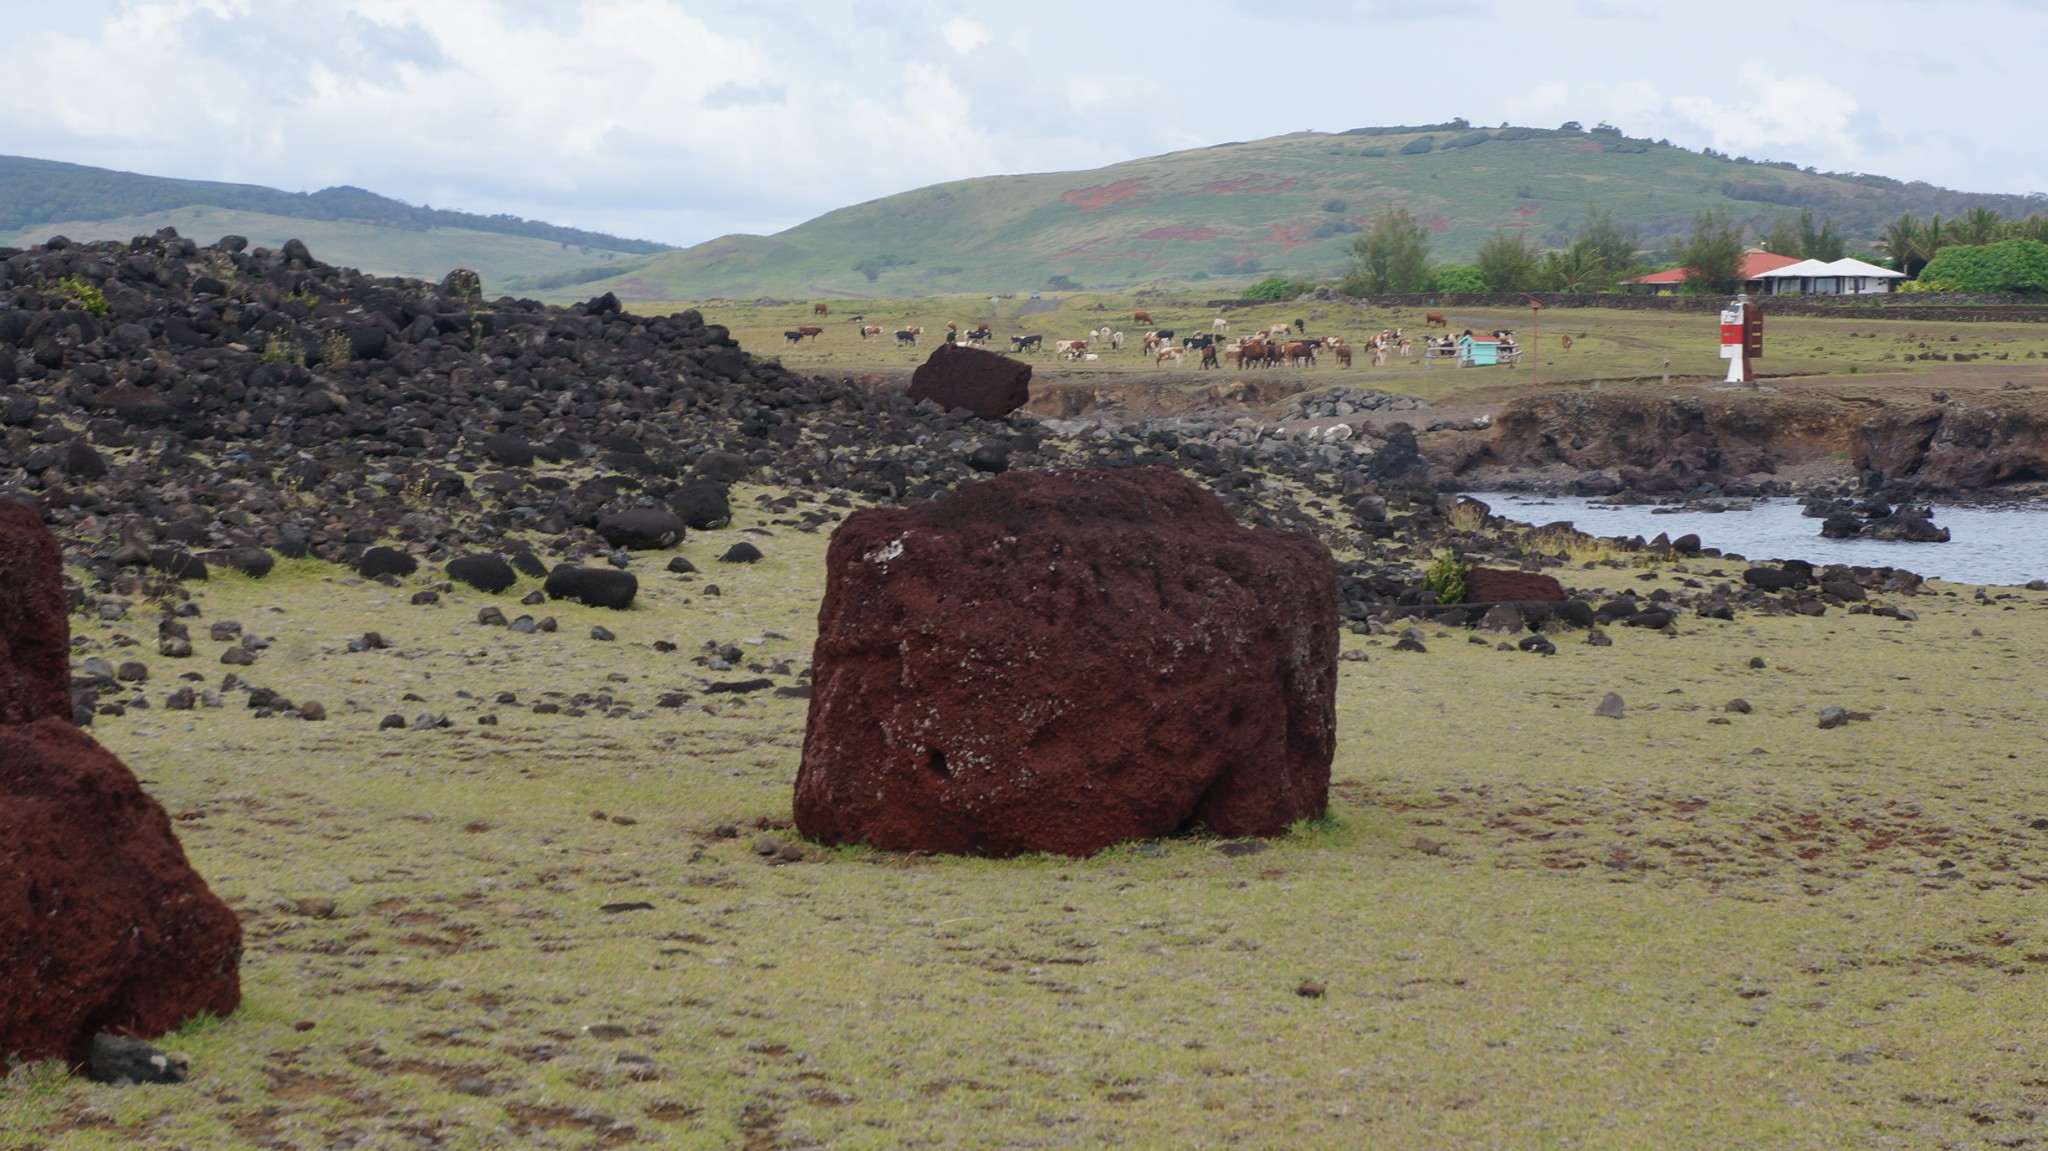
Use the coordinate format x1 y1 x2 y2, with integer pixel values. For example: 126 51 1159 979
0 505 241 1067
0 499 70 726
906 342 1031 420
1463 567 1566 603
0 718 243 1065
794 466 1338 857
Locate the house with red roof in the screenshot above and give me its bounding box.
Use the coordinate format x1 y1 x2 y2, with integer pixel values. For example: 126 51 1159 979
1624 251 1803 295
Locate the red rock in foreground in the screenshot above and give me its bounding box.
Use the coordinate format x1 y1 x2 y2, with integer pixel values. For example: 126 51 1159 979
794 467 1337 857
0 503 241 1068
906 342 1031 420
0 500 71 726
1463 567 1567 603
0 718 243 1065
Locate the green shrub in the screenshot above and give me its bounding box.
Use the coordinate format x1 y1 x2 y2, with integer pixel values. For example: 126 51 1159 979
1493 127 1537 142
1358 147 1388 158
1244 276 1293 301
1321 198 1348 213
1399 136 1435 155
1916 239 2048 294
260 334 303 366
54 274 109 317
1442 130 1492 150
1433 265 1489 293
1422 551 1470 605
1044 274 1078 291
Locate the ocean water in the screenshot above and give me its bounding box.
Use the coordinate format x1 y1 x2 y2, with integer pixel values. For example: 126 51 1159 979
1480 494 2048 588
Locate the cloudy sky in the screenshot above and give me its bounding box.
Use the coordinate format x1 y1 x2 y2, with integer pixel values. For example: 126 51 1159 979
5 0 2042 248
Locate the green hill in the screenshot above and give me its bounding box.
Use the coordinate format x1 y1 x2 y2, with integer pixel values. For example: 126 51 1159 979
0 154 668 293
581 122 2042 301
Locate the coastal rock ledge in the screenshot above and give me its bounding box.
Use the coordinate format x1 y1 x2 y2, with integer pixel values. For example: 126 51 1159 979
794 466 1338 857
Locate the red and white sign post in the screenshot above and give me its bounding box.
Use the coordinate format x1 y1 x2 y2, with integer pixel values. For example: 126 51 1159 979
1719 294 1763 385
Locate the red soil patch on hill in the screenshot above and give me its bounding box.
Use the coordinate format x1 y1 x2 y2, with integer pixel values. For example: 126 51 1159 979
1263 223 1316 248
1573 142 1603 152
1513 205 1539 217
1421 215 1450 234
1063 180 1153 212
1138 226 1222 242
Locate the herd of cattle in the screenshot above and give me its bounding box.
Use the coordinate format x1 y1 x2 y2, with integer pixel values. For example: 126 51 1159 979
782 306 1535 370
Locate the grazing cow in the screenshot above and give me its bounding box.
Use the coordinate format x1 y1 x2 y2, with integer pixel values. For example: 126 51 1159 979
1372 342 1388 367
895 329 918 346
1200 344 1219 369
1055 339 1089 360
813 303 829 317
1424 312 1448 328
1154 329 1175 341
1011 334 1043 352
1156 347 1186 366
1398 337 1414 357
783 330 804 343
1183 334 1216 350
796 325 823 341
1212 317 1229 332
1335 345 1353 367
1133 311 1153 324
859 324 882 339
1283 341 1313 366
1560 334 1575 351
1293 318 1306 334
966 326 992 344
1110 330 1124 349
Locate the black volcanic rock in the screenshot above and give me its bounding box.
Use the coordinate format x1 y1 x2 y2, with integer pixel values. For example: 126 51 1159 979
447 554 518 594
544 565 637 610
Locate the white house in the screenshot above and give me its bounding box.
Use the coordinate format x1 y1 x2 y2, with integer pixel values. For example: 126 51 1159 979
1755 257 1907 296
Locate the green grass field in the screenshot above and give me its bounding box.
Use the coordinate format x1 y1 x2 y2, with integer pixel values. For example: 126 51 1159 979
7 466 2048 1148
638 292 2048 422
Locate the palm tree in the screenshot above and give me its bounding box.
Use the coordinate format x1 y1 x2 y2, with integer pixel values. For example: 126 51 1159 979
1957 206 2004 247
1877 214 1920 274
1542 242 1607 293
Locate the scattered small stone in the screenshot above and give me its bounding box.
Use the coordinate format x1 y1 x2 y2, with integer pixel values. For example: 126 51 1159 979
667 556 697 574
753 837 781 856
412 712 451 730
590 625 616 642
410 590 440 605
477 607 508 626
509 616 538 634
521 590 546 606
1817 705 1849 729
1216 840 1270 858
87 1033 186 1085
220 647 256 666
1517 634 1556 656
1392 636 1427 653
598 901 655 914
1594 692 1626 719
293 897 338 919
1724 699 1752 714
298 701 326 721
718 542 763 564
1747 656 1767 669
1584 628 1612 647
378 713 406 730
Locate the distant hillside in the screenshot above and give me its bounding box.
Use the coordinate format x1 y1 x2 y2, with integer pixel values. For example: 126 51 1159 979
0 154 668 291
579 122 2045 301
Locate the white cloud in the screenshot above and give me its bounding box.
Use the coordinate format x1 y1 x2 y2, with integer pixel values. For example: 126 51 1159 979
1669 69 1858 160
941 16 990 53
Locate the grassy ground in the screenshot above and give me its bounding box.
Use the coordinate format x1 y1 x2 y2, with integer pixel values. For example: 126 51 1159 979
647 293 2048 421
7 473 2048 1148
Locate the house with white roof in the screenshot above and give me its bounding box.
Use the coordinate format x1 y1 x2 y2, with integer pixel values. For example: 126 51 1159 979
1753 257 1907 296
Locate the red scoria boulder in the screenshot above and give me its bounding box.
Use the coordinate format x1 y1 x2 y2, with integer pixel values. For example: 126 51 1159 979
0 499 70 725
906 342 1031 420
0 718 243 1065
793 466 1338 857
0 501 242 1067
1463 567 1567 603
